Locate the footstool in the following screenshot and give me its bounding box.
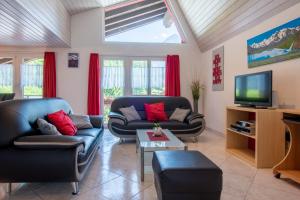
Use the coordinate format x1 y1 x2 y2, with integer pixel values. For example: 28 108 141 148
152 150 223 200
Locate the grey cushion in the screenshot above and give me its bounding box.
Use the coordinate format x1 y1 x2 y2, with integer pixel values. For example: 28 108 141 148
37 118 61 135
170 108 190 122
69 114 93 129
119 106 141 122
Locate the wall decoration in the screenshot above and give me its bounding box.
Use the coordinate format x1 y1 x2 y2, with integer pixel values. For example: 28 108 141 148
212 46 224 91
68 53 79 68
247 17 300 68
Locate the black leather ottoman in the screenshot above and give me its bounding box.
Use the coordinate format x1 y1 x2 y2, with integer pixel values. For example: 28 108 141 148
152 150 223 200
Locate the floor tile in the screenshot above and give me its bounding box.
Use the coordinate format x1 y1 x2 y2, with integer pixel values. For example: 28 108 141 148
94 176 151 200
131 185 157 200
1 129 300 200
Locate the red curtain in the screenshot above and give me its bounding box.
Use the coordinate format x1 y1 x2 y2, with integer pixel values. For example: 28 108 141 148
165 55 180 96
87 53 101 115
43 52 56 98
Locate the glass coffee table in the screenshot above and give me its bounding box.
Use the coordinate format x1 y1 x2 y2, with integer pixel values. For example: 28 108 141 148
136 129 187 181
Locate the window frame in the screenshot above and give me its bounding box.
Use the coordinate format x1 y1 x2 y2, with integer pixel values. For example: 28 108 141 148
101 55 166 109
101 1 186 45
21 56 44 99
0 56 14 94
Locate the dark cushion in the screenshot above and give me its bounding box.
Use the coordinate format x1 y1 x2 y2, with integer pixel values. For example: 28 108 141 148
111 120 202 135
152 150 223 194
69 114 93 129
76 128 101 138
77 135 100 166
37 118 61 135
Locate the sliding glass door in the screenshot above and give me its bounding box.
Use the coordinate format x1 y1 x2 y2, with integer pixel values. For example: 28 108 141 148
102 59 125 122
102 56 165 122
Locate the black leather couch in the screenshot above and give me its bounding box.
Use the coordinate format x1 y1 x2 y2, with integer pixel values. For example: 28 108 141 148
108 96 205 141
0 93 15 101
0 98 104 194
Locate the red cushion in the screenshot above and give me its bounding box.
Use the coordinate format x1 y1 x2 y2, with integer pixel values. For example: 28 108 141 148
144 103 168 122
47 110 77 136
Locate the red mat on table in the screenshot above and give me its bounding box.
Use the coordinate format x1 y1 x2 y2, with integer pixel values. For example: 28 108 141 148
147 132 169 141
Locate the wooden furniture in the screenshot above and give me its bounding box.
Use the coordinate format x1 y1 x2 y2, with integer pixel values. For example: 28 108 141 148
273 110 300 183
226 106 285 168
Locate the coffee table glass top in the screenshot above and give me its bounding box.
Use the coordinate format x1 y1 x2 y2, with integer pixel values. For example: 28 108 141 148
137 129 186 150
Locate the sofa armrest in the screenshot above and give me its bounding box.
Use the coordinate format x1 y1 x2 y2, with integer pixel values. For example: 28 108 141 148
14 135 85 150
186 113 204 124
108 112 127 125
89 115 103 128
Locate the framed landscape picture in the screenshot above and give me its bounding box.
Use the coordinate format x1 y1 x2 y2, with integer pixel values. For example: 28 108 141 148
247 17 300 68
68 53 79 68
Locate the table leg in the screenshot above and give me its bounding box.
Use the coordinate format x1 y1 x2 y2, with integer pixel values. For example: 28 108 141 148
141 147 144 182
136 137 138 153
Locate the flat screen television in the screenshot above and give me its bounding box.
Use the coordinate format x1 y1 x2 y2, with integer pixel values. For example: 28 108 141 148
234 71 272 107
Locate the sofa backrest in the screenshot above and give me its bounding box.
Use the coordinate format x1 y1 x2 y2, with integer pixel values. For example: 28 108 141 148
111 96 192 120
0 98 72 147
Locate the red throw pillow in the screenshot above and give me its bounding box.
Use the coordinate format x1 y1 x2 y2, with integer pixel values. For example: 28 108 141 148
144 103 168 122
47 110 77 136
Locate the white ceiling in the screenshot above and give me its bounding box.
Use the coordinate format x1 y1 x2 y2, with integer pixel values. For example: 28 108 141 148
177 0 300 51
0 0 70 47
0 0 299 49
61 0 130 15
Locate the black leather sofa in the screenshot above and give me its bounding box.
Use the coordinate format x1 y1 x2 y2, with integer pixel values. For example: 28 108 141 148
0 98 103 194
0 93 15 101
108 96 205 141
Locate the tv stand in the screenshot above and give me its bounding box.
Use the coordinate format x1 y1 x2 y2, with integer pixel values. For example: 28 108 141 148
238 105 268 109
226 106 285 168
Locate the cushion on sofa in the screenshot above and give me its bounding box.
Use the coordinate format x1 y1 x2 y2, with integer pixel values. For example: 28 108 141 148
120 105 141 121
69 114 93 129
76 128 101 137
76 132 102 166
111 120 203 135
47 110 77 136
144 102 168 122
170 108 190 122
37 118 61 135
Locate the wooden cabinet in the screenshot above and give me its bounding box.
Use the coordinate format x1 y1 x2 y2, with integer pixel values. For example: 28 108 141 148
226 106 285 168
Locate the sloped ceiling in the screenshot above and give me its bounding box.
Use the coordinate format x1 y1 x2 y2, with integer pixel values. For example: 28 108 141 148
177 0 300 51
0 0 70 47
0 0 299 48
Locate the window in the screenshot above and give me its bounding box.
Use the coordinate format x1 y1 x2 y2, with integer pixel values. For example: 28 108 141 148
21 58 44 98
102 57 165 121
132 60 148 95
102 59 124 122
104 0 182 43
0 57 13 93
151 60 165 95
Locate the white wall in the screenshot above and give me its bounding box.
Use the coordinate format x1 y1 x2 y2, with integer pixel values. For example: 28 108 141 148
1 0 202 114
200 3 300 133
54 2 202 114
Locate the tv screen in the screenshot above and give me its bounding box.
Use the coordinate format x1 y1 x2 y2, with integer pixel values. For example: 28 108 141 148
235 71 272 107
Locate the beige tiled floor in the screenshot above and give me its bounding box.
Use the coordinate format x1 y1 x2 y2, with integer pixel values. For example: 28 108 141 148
1 129 300 200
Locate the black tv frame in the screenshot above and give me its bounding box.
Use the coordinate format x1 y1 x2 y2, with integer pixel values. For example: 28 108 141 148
234 71 272 108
